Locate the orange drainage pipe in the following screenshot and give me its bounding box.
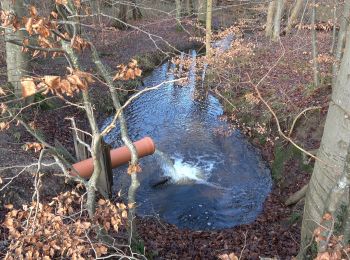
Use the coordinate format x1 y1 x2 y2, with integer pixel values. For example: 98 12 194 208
71 137 155 179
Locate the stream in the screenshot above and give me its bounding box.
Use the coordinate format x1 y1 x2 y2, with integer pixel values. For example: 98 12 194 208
101 50 272 230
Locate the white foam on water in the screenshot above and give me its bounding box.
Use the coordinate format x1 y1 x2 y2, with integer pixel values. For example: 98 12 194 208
168 159 206 183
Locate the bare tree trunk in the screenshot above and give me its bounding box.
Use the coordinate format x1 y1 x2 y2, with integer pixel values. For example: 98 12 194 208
198 0 206 24
272 0 284 41
299 22 350 257
90 44 140 240
131 0 142 20
316 146 350 253
332 0 350 87
61 40 103 219
112 2 128 29
206 0 213 58
330 1 338 54
311 0 319 87
285 0 304 34
2 0 29 97
175 0 182 26
266 0 276 37
184 0 192 16
343 200 350 244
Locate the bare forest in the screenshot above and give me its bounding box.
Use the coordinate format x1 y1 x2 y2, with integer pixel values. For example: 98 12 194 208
0 0 350 259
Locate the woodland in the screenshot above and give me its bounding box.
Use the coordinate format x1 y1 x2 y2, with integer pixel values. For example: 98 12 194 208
0 0 350 259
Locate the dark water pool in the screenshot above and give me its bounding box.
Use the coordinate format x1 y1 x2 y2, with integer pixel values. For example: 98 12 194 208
101 50 272 230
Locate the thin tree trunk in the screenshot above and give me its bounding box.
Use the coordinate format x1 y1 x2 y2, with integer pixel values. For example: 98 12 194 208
90 44 140 240
198 0 206 24
311 0 319 87
2 0 29 97
266 0 276 37
112 2 128 29
175 0 182 26
285 0 304 34
206 0 213 58
332 0 350 87
131 0 142 20
272 0 284 41
61 40 103 219
330 1 338 54
343 199 350 244
299 22 350 257
184 0 192 16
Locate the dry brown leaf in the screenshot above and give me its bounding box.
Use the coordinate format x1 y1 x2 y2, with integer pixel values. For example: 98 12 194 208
29 5 38 17
0 122 10 131
24 142 44 153
0 87 6 96
21 78 37 97
55 0 68 5
5 204 14 210
43 75 61 88
127 164 142 175
25 17 34 35
121 210 127 219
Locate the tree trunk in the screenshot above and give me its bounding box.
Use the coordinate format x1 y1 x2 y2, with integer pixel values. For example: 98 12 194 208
272 0 284 41
2 0 29 97
131 0 142 20
329 0 338 54
175 0 182 26
285 0 304 34
198 0 206 24
206 0 213 58
311 0 319 87
332 0 350 87
299 23 350 257
266 0 276 37
112 2 128 29
183 0 192 16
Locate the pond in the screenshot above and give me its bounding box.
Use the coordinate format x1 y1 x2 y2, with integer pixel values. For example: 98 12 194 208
101 50 272 230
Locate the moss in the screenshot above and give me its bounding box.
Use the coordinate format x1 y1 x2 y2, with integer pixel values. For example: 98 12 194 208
272 143 292 182
288 212 302 225
272 141 315 183
131 238 158 260
134 52 166 73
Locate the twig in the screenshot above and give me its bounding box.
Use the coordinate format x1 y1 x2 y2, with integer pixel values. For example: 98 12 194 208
239 231 248 260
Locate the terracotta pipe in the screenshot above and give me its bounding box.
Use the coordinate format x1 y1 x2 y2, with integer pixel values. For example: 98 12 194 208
71 137 155 179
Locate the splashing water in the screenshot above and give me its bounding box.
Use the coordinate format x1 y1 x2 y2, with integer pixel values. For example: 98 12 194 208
155 149 232 191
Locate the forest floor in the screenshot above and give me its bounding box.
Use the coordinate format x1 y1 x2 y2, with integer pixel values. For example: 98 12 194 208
0 16 333 259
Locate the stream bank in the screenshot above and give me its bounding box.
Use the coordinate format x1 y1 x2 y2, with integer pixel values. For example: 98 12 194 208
134 28 333 259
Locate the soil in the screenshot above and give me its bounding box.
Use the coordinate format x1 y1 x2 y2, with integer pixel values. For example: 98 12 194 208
0 15 332 259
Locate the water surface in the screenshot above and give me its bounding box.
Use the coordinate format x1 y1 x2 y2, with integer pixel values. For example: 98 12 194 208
101 50 272 230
